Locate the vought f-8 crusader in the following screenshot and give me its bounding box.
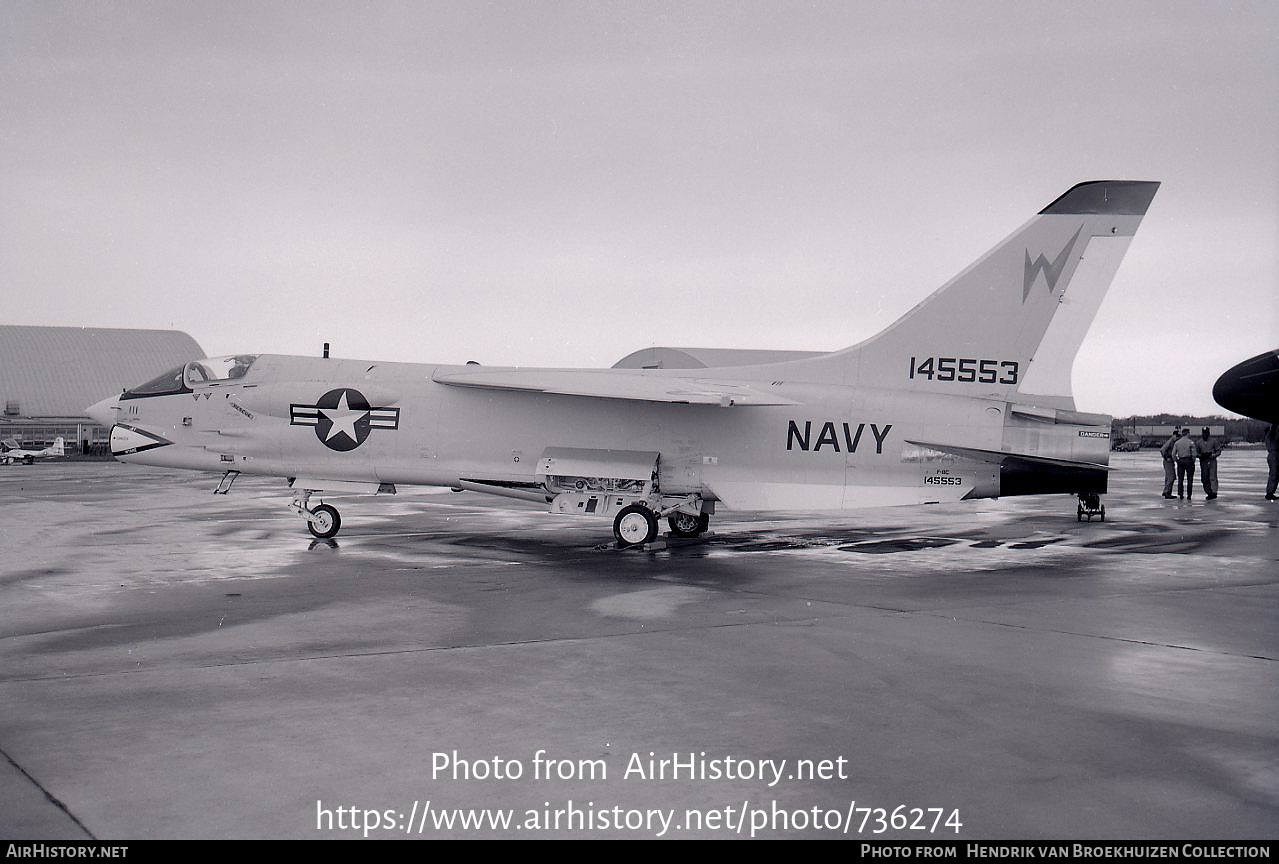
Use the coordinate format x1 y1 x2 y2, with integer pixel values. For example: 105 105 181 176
88 180 1158 545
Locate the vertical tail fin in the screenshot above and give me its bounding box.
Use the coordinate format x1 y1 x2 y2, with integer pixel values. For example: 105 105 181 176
51 437 65 456
783 181 1159 407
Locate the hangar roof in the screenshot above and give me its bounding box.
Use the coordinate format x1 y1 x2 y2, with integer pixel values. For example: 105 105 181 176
0 326 204 419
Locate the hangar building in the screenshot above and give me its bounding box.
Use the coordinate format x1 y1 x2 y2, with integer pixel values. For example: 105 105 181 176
1114 423 1228 449
0 325 204 455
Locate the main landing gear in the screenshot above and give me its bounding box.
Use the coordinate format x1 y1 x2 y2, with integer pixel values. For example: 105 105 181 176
612 501 711 548
667 510 710 539
290 489 342 539
614 504 659 547
1077 492 1105 522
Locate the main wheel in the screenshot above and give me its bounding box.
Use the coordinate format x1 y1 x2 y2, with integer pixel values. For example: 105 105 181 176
307 503 341 539
614 504 658 548
667 511 710 538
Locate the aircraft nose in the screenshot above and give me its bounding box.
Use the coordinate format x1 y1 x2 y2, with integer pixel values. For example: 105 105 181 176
86 395 120 428
1212 349 1279 424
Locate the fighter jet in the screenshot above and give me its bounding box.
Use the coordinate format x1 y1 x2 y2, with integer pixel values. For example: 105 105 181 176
1 437 65 465
87 180 1159 544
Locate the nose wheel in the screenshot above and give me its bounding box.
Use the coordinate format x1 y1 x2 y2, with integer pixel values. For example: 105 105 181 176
307 503 342 539
290 489 343 539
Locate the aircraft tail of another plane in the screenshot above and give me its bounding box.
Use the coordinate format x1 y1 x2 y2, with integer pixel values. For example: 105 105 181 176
775 181 1159 408
50 437 65 456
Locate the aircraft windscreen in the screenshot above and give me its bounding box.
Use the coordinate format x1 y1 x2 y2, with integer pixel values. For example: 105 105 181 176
183 355 260 386
122 365 190 399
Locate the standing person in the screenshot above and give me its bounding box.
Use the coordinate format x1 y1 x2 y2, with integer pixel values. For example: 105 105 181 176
1159 428 1181 499
1265 424 1279 501
1171 427 1198 499
1197 427 1222 499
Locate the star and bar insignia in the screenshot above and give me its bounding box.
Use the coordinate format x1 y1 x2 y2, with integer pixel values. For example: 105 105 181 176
290 388 399 452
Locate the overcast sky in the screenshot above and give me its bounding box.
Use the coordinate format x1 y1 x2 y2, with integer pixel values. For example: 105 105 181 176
2 0 1276 416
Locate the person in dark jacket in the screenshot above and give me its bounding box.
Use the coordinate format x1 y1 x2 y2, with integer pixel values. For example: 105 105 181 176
1265 424 1279 501
1197 427 1221 500
1170 428 1198 499
1159 429 1181 499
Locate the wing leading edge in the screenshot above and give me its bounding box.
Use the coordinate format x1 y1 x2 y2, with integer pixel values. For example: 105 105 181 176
430 368 799 407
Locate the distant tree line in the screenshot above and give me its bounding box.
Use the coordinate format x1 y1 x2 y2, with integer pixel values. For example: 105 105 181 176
1112 414 1270 445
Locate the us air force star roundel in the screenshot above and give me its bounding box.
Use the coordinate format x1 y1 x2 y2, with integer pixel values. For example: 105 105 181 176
289 388 400 452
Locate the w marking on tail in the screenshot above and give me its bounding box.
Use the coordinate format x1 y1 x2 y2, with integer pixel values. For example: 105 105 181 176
1023 225 1083 302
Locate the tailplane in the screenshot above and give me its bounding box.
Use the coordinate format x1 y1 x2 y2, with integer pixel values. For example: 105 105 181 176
779 181 1159 407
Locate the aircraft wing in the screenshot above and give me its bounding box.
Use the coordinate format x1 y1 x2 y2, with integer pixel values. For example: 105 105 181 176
431 368 799 407
906 440 1109 471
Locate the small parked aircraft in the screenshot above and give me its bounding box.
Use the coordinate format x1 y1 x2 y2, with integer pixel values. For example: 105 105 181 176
1 437 65 465
87 180 1159 543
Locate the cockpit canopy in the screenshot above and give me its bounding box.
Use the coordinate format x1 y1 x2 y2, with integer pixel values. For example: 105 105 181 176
183 354 259 387
121 365 188 399
122 355 260 399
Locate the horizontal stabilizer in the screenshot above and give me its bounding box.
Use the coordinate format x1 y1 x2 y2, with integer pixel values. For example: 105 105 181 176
906 440 1109 472
1009 404 1112 426
431 367 799 406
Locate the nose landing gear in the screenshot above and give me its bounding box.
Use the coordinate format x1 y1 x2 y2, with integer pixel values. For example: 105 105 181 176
306 503 342 539
290 489 342 539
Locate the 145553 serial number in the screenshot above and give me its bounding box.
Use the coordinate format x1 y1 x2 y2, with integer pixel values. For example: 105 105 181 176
909 356 1019 384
